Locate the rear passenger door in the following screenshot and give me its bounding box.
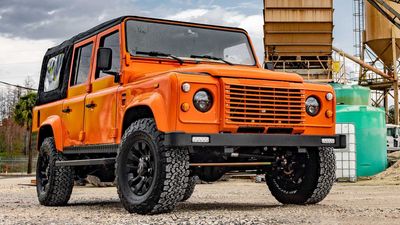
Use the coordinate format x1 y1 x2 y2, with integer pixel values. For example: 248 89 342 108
62 37 95 147
83 26 121 145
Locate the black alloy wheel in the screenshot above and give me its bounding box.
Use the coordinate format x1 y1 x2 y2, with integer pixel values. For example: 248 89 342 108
266 147 336 204
37 150 50 194
116 118 190 215
125 140 156 196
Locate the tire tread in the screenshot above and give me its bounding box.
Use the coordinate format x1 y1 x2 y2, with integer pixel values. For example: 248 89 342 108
37 137 74 206
116 118 189 214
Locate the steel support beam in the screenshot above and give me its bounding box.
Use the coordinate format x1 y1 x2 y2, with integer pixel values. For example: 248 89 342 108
392 28 399 124
333 46 392 80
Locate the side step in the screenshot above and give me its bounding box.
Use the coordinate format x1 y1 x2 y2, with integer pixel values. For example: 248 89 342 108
55 158 116 167
55 158 273 167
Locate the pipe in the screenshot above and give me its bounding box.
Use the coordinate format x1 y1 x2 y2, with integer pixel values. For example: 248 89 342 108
226 153 275 160
190 162 272 167
333 46 392 80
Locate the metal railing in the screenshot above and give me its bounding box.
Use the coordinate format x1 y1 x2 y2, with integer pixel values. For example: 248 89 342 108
0 157 37 174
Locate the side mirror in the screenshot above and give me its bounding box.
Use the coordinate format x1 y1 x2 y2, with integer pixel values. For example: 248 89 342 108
97 48 112 71
96 47 120 83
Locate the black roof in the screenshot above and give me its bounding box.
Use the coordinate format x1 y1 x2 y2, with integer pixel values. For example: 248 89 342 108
46 16 126 55
45 15 247 56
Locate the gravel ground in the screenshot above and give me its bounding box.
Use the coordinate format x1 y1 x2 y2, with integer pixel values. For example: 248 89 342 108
1 177 400 225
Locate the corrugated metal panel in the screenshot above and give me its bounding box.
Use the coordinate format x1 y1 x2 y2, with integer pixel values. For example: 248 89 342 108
264 0 333 80
266 0 332 8
264 0 333 57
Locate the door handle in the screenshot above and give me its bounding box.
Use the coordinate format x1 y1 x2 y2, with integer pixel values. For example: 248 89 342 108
85 102 97 109
62 107 71 113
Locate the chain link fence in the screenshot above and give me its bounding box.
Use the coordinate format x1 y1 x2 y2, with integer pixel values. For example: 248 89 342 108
0 157 37 174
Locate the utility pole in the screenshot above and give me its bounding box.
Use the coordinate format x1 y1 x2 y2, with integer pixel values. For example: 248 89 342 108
27 121 32 174
392 27 399 124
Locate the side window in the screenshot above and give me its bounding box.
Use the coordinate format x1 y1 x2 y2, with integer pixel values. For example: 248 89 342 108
71 43 93 86
44 53 64 92
98 31 120 78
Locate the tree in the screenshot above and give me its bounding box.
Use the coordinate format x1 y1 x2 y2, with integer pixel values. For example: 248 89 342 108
13 92 37 174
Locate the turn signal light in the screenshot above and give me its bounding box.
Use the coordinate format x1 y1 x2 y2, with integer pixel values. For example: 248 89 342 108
325 110 333 118
181 103 190 112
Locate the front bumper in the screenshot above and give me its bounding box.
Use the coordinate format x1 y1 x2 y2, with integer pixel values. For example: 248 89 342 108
164 133 346 149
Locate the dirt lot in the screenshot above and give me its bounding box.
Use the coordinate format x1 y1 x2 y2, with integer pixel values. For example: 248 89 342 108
0 177 400 225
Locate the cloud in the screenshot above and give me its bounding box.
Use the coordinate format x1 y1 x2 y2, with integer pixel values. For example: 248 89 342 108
0 1 264 52
0 36 54 86
168 9 208 20
0 0 141 41
0 1 265 86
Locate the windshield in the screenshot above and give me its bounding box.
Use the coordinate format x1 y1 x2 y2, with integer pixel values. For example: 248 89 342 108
126 20 256 66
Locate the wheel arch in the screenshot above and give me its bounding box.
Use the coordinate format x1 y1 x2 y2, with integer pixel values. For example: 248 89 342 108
121 93 170 137
38 115 64 151
122 105 155 136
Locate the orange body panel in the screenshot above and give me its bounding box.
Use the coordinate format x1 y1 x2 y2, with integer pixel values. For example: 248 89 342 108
32 100 64 151
62 93 86 146
84 76 118 145
115 73 178 143
41 116 65 151
33 17 336 152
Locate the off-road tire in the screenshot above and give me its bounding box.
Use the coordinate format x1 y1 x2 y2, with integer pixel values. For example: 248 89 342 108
180 175 197 202
116 118 190 214
36 137 74 206
266 147 335 204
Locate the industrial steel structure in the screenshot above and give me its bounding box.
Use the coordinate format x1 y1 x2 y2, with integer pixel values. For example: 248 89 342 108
356 0 400 124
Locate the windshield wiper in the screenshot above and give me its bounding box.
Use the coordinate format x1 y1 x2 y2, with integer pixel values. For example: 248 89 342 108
134 51 184 65
190 54 233 65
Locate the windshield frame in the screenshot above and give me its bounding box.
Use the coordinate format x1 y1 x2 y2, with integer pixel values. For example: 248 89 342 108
123 17 259 67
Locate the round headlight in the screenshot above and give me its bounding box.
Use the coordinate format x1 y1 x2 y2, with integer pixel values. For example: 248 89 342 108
326 92 334 101
306 96 320 116
193 90 213 112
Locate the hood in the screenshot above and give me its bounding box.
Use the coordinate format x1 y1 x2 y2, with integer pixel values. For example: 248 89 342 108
174 64 304 83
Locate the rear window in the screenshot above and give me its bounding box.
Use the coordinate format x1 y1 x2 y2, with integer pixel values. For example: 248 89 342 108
44 53 64 92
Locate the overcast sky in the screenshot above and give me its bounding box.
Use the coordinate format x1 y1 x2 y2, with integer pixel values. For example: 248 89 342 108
0 0 353 88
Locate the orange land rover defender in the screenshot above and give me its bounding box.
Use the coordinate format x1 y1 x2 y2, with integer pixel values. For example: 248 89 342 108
32 16 346 214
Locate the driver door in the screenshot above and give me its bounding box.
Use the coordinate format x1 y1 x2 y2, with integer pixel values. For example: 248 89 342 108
83 26 121 145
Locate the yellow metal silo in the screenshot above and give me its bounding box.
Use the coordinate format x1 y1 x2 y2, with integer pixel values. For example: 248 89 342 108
365 0 400 67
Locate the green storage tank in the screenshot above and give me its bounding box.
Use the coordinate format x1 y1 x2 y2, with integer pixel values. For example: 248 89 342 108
332 83 388 177
330 83 371 105
336 105 387 176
